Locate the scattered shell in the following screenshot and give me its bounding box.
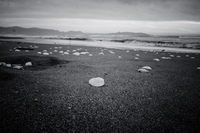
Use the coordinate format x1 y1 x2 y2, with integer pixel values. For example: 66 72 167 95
80 52 89 55
73 52 80 56
59 51 64 54
170 55 174 57
138 68 149 73
135 57 139 60
126 50 129 53
64 52 69 54
13 65 23 70
37 52 42 54
0 62 6 66
43 52 49 55
15 49 21 52
89 54 93 56
25 62 32 66
6 64 12 67
54 50 58 52
25 50 29 52
142 66 152 70
99 52 104 55
161 57 171 59
118 56 122 58
136 54 140 56
177 55 181 58
153 58 160 61
89 77 105 87
49 52 53 54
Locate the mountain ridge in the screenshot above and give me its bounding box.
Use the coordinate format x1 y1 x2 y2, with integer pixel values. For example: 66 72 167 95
0 26 150 37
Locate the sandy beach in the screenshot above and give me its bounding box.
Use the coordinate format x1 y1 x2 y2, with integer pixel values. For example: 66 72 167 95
1 40 200 132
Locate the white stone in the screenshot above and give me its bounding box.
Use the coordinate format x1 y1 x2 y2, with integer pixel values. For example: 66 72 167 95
89 77 105 87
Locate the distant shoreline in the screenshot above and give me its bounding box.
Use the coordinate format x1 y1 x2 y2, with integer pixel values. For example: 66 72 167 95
1 38 200 53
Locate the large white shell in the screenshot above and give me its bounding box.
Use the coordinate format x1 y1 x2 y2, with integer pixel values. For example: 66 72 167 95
89 77 105 87
142 66 152 70
73 52 80 56
138 68 149 73
25 62 32 66
153 58 160 61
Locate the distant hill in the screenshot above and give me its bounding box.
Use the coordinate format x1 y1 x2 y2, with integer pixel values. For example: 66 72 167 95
0 26 83 36
0 26 150 37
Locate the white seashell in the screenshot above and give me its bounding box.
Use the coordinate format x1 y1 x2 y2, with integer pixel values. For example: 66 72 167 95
126 50 129 53
138 68 149 73
170 55 174 57
37 52 42 54
118 56 122 58
59 51 64 53
73 52 80 56
177 56 181 58
142 66 152 70
54 50 58 52
6 64 11 67
64 52 69 54
89 77 105 87
153 58 160 61
135 57 139 60
43 52 49 55
99 52 104 55
25 62 32 66
80 52 89 55
25 50 29 52
13 65 23 70
15 49 21 52
89 54 93 56
136 54 140 56
0 62 6 66
161 57 171 59
49 52 53 54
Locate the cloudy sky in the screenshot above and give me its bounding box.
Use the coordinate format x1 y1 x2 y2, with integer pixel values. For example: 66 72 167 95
0 0 200 35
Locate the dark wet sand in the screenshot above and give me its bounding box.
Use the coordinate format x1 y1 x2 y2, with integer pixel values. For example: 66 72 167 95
1 41 200 132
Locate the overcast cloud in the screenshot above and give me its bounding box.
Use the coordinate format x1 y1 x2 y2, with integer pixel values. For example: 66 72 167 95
0 0 200 34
